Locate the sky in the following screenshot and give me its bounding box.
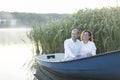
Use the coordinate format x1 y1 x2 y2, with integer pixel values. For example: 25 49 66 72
0 0 119 14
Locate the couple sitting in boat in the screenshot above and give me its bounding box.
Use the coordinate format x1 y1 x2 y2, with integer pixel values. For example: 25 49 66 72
64 29 96 61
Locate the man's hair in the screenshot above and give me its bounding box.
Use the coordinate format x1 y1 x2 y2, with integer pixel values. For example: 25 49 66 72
71 29 79 34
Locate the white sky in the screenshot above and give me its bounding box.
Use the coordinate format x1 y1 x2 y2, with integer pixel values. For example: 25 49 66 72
0 0 119 14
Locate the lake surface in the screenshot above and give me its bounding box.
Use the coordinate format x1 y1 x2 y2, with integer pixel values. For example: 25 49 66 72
0 28 98 80
0 28 34 80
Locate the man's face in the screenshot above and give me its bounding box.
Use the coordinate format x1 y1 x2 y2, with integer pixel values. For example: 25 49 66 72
71 31 79 40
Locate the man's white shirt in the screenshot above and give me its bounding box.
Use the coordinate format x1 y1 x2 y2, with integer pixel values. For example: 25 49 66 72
64 38 81 60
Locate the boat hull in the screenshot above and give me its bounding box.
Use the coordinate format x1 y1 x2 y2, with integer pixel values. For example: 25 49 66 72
36 50 120 80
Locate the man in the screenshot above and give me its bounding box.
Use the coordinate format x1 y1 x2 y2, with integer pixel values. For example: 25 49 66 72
64 29 81 60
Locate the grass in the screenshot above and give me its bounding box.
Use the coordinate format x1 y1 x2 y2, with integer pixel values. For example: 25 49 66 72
28 7 120 55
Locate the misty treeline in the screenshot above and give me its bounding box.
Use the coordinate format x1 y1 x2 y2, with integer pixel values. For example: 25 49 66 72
0 11 68 28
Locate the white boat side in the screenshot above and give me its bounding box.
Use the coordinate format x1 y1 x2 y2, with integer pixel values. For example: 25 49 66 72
35 53 65 62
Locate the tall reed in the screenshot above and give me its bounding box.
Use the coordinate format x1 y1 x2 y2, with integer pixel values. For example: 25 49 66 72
28 7 120 55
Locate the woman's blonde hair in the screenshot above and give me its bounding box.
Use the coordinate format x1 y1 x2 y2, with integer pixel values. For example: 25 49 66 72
80 30 93 41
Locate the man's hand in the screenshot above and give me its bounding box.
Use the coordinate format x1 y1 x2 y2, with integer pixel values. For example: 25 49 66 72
87 53 92 57
76 55 81 58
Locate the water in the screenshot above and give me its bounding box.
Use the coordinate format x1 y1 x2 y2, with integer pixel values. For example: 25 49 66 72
0 28 34 80
0 28 98 80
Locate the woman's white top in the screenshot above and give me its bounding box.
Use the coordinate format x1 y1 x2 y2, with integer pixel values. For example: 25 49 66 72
64 38 81 60
80 41 96 58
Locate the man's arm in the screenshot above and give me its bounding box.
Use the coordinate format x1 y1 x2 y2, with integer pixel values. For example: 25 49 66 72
64 40 75 57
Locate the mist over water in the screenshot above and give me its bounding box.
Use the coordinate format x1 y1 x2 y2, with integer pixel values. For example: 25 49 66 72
0 28 31 45
0 28 34 80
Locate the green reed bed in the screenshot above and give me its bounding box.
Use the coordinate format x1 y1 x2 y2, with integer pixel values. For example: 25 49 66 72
28 7 120 55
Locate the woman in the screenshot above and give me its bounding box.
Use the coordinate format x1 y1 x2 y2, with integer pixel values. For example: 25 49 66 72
80 30 96 58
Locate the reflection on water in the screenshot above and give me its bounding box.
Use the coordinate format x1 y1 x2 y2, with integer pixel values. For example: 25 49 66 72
0 28 31 45
34 65 84 80
0 28 34 80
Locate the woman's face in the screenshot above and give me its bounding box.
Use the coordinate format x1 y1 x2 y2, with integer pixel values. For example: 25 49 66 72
82 32 90 41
